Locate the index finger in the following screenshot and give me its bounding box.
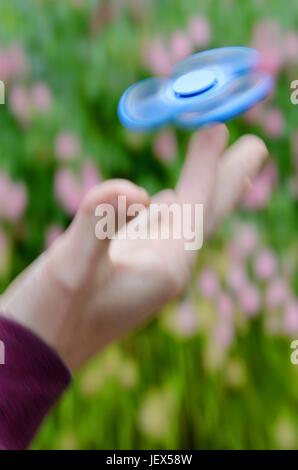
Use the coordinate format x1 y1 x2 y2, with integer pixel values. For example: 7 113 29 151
176 124 229 210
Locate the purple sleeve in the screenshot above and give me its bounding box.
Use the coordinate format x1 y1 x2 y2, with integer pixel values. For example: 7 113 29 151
0 316 71 450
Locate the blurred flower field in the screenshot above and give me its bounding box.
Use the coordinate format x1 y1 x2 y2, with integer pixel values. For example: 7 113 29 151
1 0 298 449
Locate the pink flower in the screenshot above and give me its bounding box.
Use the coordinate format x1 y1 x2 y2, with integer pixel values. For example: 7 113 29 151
284 31 298 65
265 277 290 310
213 321 234 350
265 161 278 184
7 44 27 78
198 268 219 299
55 132 81 161
262 108 284 138
217 292 235 321
251 20 284 75
283 301 298 335
81 161 101 192
254 249 277 281
55 161 101 215
228 241 242 261
242 162 277 210
0 44 26 82
258 46 283 76
45 224 64 249
4 183 27 221
252 20 281 45
174 300 199 337
143 38 172 76
170 31 192 62
232 222 259 260
9 85 32 125
153 130 177 164
188 16 211 48
243 102 265 125
55 168 82 215
227 263 248 294
31 82 52 114
0 173 27 222
238 284 261 317
242 180 269 210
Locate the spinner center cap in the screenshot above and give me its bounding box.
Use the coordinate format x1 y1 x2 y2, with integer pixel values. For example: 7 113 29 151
172 69 217 97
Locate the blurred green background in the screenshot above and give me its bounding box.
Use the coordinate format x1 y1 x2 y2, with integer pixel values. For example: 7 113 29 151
1 0 298 449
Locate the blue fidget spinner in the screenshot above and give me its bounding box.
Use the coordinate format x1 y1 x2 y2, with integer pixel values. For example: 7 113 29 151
118 47 273 131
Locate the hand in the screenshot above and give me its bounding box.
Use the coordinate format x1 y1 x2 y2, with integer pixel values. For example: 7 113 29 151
0 125 267 371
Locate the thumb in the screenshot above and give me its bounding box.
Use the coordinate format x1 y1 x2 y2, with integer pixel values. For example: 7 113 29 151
48 180 149 290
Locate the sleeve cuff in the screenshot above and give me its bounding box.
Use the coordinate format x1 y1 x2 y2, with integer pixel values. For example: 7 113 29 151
0 316 71 450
